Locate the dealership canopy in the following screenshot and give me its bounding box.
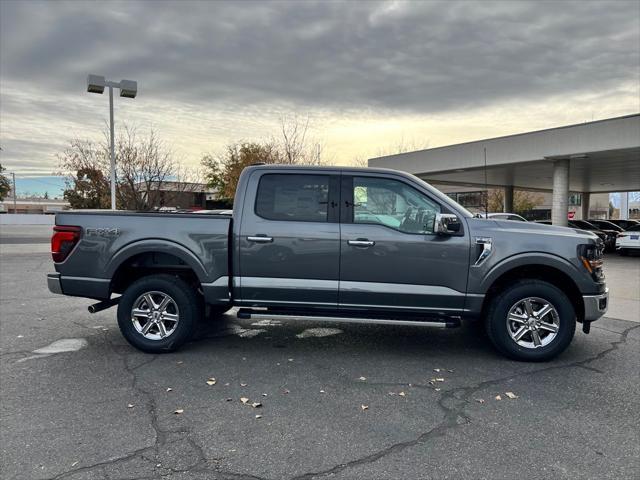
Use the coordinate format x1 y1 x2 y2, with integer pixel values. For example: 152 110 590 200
369 114 640 225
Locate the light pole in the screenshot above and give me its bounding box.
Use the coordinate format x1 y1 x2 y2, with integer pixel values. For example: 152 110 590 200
86 75 137 210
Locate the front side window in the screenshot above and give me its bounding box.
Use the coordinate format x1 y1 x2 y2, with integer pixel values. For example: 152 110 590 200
352 177 441 234
256 174 329 222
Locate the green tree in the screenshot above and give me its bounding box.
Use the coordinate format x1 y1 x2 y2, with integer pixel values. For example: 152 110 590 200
201 115 326 200
63 167 111 209
202 142 281 199
0 164 11 201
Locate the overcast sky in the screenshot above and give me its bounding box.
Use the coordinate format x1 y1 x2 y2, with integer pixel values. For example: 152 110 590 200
1 0 639 177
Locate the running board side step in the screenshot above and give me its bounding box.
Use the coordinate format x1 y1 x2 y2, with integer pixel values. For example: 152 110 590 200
237 309 460 328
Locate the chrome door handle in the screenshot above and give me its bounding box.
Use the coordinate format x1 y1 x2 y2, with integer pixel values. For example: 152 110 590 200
247 235 273 243
347 239 375 247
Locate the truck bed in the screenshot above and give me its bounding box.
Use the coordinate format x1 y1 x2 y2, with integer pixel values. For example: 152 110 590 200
53 210 231 302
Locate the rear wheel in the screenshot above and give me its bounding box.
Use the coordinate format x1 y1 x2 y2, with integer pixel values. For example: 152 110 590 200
117 274 200 353
485 280 576 361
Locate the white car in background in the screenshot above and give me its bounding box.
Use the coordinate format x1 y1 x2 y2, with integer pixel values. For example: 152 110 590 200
616 224 640 255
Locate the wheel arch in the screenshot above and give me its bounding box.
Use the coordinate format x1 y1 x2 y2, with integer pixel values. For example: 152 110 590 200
107 240 209 295
480 260 585 323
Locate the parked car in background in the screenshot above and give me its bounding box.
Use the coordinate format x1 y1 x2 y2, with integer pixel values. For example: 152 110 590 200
606 219 640 231
588 219 624 233
486 213 527 222
535 220 614 252
616 224 640 255
569 220 618 252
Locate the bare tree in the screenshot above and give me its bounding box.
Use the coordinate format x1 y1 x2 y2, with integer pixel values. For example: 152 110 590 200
278 114 326 166
58 125 196 210
375 135 431 157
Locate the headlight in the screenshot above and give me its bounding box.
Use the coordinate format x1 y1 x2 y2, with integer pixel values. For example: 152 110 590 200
578 243 604 281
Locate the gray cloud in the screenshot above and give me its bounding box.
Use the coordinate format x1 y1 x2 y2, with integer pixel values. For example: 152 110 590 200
0 0 638 175
2 0 638 112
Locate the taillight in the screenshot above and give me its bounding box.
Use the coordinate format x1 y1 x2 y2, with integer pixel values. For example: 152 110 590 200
51 226 81 263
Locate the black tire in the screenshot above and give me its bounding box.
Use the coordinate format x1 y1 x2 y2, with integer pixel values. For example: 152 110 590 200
485 280 576 362
117 274 201 353
619 248 628 256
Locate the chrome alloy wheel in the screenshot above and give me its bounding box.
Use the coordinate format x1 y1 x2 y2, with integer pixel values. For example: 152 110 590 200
506 297 560 349
131 291 180 340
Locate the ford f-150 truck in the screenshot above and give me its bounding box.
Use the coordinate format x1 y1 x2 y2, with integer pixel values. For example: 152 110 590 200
47 165 609 361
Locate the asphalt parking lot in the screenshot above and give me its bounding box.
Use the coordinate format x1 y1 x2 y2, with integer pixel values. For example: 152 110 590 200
1 225 639 480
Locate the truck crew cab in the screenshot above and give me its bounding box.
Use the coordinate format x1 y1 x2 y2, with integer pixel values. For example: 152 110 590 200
48 165 608 361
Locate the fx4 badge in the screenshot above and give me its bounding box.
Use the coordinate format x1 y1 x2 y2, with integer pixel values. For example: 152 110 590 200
86 227 121 237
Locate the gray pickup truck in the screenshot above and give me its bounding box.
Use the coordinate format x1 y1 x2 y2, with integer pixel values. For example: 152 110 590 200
48 165 609 361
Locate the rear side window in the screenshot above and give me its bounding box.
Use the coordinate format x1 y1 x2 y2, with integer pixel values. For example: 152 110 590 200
256 174 329 222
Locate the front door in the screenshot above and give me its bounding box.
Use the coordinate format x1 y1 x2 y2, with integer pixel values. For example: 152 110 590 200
339 174 470 314
238 171 341 308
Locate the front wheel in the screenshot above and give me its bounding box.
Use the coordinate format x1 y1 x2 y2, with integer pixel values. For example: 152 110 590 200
117 274 201 353
485 280 576 362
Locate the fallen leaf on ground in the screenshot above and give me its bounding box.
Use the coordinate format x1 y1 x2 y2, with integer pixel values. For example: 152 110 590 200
388 392 396 396
255 414 262 419
448 369 454 373
361 404 369 410
435 378 445 382
206 378 216 386
433 368 441 372
251 402 262 408
495 395 502 401
288 358 294 362
505 392 518 399
320 390 326 394
475 398 485 404
127 404 134 408
262 393 268 397
240 397 249 404
176 361 183 365
240 383 248 387
435 388 441 391
71 461 79 467
225 398 233 402
166 387 173 392
174 409 184 414
359 376 367 381
398 391 406 397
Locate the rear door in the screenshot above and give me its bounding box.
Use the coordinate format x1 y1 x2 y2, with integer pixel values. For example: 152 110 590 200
338 174 470 313
238 171 341 308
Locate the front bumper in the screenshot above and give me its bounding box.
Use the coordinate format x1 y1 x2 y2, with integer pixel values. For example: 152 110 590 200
47 273 63 295
583 288 609 321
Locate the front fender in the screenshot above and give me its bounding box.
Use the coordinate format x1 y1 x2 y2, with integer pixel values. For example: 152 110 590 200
474 252 589 294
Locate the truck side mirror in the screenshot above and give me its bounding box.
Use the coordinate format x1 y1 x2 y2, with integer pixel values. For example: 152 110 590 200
435 213 461 234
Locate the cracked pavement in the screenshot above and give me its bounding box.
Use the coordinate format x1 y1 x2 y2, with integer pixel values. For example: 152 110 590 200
1 229 639 479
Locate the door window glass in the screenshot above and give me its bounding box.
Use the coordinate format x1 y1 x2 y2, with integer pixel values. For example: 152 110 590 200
256 174 329 222
352 177 441 233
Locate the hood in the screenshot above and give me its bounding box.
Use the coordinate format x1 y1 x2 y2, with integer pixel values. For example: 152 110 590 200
468 218 599 241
